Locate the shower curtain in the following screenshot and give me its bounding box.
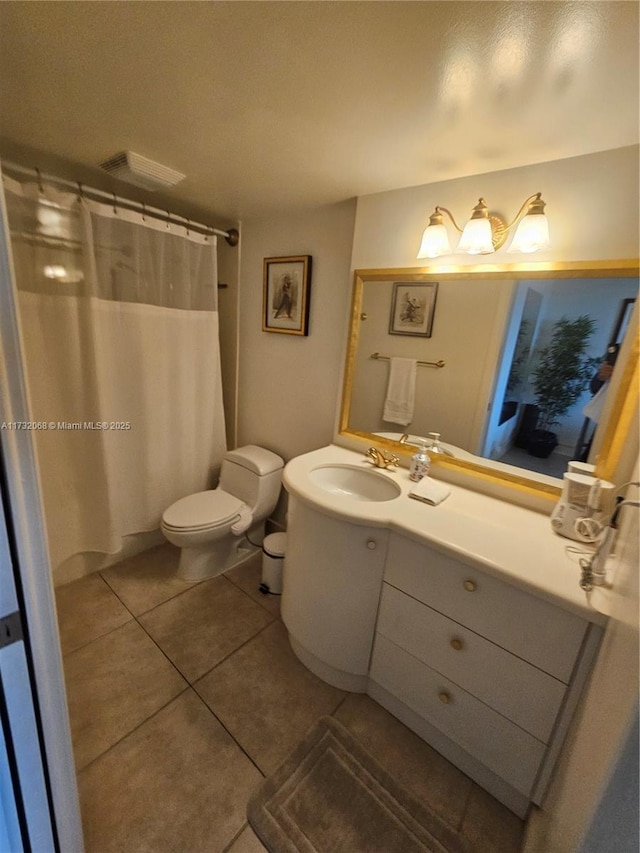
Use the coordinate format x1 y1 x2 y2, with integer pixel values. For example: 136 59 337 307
3 175 227 573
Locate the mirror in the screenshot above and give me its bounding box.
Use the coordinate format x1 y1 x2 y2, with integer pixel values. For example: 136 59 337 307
338 261 639 500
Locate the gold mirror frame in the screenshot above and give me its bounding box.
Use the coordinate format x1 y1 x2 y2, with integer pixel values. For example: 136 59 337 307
338 260 639 505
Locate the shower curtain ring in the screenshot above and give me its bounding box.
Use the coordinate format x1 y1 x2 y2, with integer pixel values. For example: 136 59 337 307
112 193 118 215
186 219 190 235
142 202 146 221
166 211 170 229
76 182 83 203
35 167 44 194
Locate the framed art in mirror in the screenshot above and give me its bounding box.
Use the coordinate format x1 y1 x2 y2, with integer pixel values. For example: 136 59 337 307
389 282 438 337
263 255 312 336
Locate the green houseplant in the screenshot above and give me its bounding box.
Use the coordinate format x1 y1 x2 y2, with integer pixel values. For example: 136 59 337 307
528 315 599 458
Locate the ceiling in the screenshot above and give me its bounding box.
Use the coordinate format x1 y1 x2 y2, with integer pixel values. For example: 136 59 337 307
0 1 638 224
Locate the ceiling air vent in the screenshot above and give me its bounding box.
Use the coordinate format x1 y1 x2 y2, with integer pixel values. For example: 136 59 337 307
98 151 185 191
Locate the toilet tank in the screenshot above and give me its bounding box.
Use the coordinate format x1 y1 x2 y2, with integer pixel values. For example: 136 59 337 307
220 445 284 520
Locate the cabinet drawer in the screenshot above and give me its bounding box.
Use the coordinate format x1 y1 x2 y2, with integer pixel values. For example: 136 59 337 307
370 633 545 796
384 534 586 683
377 584 566 742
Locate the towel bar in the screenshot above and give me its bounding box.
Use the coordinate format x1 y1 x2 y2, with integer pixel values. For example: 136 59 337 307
370 352 445 368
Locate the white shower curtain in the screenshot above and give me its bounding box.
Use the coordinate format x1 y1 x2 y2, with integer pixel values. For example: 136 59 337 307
3 176 227 572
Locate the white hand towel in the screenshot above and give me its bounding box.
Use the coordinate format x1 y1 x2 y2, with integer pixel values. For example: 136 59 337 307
408 477 451 506
383 357 417 426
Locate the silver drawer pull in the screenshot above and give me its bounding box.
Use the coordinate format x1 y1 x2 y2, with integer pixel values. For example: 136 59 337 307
438 691 452 705
463 579 477 592
450 637 464 651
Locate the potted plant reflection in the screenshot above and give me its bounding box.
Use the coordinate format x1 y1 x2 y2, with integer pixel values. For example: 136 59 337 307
528 316 599 458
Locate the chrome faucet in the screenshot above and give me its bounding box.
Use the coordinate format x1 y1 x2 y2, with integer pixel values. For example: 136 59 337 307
365 447 399 470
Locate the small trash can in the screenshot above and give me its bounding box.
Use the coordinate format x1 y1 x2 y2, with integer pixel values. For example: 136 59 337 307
260 532 286 595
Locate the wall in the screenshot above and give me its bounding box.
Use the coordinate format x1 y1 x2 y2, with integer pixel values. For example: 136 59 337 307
480 283 540 458
349 277 515 452
237 199 357 481
217 234 240 448
524 477 639 852
351 145 639 269
518 277 638 453
581 714 638 853
346 145 639 848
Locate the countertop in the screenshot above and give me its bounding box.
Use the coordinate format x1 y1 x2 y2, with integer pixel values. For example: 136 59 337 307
283 444 610 625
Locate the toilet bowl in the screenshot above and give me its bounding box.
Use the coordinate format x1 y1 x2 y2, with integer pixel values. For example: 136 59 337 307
161 445 284 581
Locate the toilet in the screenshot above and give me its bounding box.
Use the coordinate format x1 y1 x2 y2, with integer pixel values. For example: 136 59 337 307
161 445 284 582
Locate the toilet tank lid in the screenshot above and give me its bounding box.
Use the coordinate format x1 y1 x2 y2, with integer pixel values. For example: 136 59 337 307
225 445 284 475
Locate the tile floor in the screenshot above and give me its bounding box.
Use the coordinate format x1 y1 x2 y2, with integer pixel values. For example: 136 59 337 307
56 543 525 853
498 446 571 479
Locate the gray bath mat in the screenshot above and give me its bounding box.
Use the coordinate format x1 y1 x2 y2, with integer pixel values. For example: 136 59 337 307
247 716 468 853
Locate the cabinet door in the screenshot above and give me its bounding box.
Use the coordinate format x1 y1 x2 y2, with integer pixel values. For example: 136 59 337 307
384 534 586 683
282 497 388 676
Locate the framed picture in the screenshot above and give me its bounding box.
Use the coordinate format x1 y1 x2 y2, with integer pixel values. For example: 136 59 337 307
389 282 438 337
263 255 312 336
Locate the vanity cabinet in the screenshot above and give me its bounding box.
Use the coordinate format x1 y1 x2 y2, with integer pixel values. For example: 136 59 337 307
368 533 601 816
281 446 605 818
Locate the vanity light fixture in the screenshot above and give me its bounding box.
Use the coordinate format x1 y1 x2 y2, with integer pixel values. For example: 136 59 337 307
417 193 550 258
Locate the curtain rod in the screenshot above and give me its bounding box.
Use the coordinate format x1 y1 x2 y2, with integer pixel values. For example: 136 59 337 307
1 160 239 247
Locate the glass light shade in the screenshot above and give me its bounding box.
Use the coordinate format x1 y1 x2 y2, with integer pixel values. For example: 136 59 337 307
507 213 550 253
417 223 452 258
456 218 494 254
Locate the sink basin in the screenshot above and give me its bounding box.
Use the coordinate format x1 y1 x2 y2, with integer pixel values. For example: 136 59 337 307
309 464 401 502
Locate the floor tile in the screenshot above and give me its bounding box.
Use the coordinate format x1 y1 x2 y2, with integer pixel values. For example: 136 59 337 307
225 552 281 617
61 543 524 853
79 690 262 853
334 693 473 828
64 620 187 769
225 825 268 853
460 784 525 853
100 543 191 616
139 575 274 682
55 572 132 656
195 621 345 775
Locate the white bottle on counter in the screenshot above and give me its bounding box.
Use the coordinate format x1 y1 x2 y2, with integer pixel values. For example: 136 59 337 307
409 439 431 482
428 432 446 455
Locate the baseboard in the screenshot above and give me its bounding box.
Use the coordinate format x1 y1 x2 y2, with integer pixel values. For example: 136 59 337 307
266 517 286 535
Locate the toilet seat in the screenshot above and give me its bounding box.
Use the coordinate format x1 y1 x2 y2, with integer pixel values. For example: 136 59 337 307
162 489 247 532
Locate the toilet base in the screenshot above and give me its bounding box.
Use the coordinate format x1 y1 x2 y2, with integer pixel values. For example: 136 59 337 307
176 522 265 582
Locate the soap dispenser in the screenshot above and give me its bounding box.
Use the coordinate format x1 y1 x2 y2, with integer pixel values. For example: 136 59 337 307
428 432 446 455
409 439 431 482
